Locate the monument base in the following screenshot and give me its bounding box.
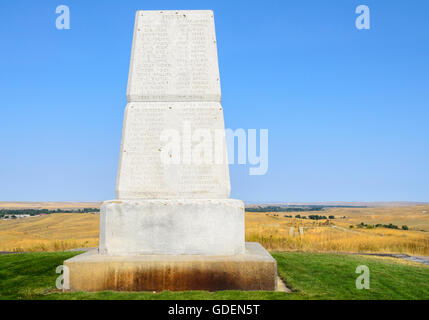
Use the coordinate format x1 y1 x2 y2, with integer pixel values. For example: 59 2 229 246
64 242 277 292
100 199 245 255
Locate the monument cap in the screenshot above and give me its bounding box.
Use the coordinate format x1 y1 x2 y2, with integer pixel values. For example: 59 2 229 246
127 10 221 102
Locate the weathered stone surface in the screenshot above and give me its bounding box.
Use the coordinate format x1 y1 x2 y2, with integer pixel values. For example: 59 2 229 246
116 102 230 200
99 199 245 255
64 243 277 292
127 10 221 102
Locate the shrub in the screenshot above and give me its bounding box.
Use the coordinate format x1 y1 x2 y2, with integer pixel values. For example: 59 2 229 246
308 215 328 220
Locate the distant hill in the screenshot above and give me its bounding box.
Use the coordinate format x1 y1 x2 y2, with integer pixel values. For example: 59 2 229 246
0 202 101 210
1 201 427 211
245 202 428 209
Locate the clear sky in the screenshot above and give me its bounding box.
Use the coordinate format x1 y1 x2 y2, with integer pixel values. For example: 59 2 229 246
0 0 428 202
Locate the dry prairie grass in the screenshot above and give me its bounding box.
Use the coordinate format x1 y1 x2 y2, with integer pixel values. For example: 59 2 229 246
332 205 429 231
0 213 99 252
246 206 429 256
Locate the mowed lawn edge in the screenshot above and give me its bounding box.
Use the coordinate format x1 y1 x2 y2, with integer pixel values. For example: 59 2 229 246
0 251 428 300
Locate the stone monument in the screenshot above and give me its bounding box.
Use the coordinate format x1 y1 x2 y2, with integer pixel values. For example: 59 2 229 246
64 10 277 291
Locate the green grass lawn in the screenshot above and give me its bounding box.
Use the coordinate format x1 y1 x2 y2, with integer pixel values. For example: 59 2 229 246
0 251 428 300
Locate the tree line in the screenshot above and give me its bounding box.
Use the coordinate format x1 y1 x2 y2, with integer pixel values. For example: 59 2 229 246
0 208 100 218
245 205 367 213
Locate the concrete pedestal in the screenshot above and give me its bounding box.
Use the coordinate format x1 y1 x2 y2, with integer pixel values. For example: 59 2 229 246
100 199 245 255
64 242 277 292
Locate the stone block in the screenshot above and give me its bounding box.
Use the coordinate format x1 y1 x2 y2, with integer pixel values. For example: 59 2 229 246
116 102 230 200
64 243 277 292
99 199 245 255
127 10 221 102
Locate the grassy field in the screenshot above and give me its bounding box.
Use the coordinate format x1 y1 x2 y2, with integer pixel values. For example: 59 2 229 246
0 213 99 252
246 205 429 256
329 205 429 231
1 205 429 255
0 251 428 300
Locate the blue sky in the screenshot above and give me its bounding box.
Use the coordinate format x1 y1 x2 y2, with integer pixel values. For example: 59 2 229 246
0 0 428 202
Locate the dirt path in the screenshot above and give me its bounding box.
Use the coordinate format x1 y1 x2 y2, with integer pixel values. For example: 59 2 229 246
349 252 429 266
